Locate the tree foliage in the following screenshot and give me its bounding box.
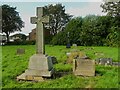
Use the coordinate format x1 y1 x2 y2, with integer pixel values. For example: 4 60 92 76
44 4 72 35
2 4 24 42
51 15 118 47
101 1 120 17
51 17 82 45
101 1 120 46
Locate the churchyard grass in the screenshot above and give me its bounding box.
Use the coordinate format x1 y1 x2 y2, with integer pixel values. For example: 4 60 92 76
2 45 119 88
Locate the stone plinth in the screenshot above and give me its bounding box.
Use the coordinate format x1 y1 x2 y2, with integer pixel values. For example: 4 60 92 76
17 54 54 81
73 59 95 76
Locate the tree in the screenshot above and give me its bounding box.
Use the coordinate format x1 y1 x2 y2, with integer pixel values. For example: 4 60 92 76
51 17 83 45
101 1 120 47
101 1 120 17
64 17 82 45
101 1 120 26
44 4 72 35
2 4 24 42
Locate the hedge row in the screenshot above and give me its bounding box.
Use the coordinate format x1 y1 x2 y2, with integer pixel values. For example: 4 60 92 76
6 40 36 45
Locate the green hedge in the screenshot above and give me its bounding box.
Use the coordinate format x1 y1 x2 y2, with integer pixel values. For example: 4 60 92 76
6 40 36 45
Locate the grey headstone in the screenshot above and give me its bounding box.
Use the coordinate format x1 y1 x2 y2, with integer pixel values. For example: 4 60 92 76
51 56 58 64
28 54 53 71
96 58 112 65
72 44 77 47
73 59 95 76
16 48 25 55
112 62 120 66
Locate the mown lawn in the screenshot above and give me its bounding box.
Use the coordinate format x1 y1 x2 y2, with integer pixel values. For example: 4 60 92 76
1 45 119 88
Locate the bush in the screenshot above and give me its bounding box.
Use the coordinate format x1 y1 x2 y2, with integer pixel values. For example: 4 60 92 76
6 40 36 45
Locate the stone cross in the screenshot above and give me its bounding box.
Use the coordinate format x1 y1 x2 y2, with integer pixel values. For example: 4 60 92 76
31 7 49 54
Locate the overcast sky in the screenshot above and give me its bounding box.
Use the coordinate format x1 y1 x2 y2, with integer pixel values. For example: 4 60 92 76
0 0 106 36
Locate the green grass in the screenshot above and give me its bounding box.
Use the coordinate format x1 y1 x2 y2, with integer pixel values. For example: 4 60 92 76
2 45 119 88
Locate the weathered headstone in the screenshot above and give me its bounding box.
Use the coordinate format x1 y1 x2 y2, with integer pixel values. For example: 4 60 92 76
96 58 112 65
51 56 58 64
67 51 89 64
73 59 95 76
16 48 25 55
112 62 120 66
17 7 54 81
72 44 77 47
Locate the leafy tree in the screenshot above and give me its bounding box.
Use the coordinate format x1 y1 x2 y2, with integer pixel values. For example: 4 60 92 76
44 4 72 35
64 17 82 45
101 1 120 17
51 17 82 45
106 26 119 46
101 1 120 46
80 15 112 46
51 15 117 47
2 4 24 42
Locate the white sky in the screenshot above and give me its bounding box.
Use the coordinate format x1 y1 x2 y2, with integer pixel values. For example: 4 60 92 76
0 1 106 36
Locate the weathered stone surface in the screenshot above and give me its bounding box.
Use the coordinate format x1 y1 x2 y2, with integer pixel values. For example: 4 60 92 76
31 7 49 54
96 58 112 65
17 73 44 81
51 56 58 64
17 54 54 80
67 51 88 64
33 76 44 81
73 59 95 76
28 54 53 71
27 54 53 76
112 62 120 66
72 44 77 47
16 48 25 55
26 75 33 80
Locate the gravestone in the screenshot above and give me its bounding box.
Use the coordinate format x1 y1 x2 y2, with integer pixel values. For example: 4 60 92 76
112 62 120 66
73 58 95 76
16 48 25 55
72 44 77 47
66 44 71 48
17 7 54 81
51 56 58 64
67 51 89 64
96 58 112 65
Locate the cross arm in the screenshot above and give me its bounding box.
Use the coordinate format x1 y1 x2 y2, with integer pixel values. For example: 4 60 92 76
31 17 37 24
39 15 49 23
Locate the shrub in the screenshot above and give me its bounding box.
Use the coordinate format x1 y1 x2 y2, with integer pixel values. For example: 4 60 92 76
6 40 36 45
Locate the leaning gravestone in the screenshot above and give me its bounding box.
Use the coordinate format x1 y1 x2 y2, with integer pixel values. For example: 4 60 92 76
73 58 95 76
17 7 54 81
16 48 25 55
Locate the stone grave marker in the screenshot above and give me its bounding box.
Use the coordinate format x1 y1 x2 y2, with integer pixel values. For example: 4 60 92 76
73 58 95 76
112 62 120 66
72 44 77 47
17 7 54 81
16 48 25 55
96 58 112 65
67 51 89 64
